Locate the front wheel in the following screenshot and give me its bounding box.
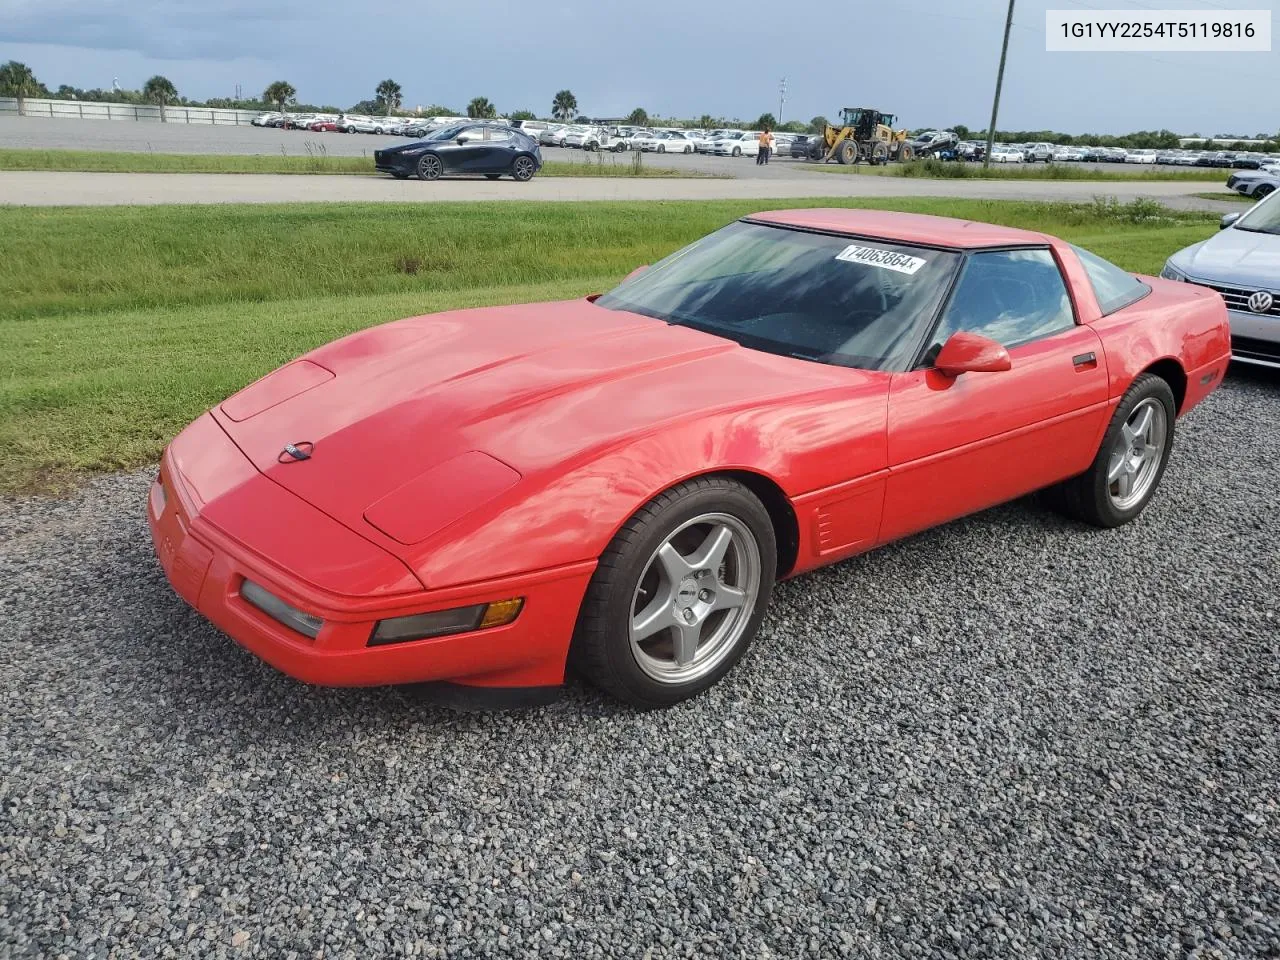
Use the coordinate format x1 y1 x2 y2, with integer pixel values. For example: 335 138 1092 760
570 477 776 707
416 153 443 181
658 144 666 153
511 155 537 182
1254 183 1275 198
732 146 741 157
1048 373 1175 528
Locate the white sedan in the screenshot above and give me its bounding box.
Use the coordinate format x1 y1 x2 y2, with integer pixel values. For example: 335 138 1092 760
689 129 734 153
989 145 1024 163
708 132 759 157
636 131 695 154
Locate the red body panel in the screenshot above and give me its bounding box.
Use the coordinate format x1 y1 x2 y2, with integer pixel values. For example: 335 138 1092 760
150 210 1231 690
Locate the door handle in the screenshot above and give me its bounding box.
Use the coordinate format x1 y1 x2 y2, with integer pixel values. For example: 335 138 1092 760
1072 351 1097 370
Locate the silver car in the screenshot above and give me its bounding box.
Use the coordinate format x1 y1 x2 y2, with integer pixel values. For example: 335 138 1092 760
1162 193 1280 368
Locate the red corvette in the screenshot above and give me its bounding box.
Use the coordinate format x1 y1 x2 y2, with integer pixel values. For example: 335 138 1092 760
149 210 1230 707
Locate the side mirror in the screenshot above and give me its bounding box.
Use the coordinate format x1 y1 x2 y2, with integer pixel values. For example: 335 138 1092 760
934 331 1012 377
1220 211 1241 230
623 264 650 282
456 136 469 145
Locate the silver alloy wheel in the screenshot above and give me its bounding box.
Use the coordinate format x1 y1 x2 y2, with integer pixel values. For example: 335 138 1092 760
418 154 443 180
513 156 536 180
1107 397 1167 510
628 512 761 685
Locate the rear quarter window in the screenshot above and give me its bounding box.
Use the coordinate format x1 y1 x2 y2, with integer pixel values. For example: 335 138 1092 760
1071 244 1152 315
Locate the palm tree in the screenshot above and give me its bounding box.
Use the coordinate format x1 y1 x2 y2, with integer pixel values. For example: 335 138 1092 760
142 75 178 121
262 80 297 118
551 90 577 122
375 79 402 116
698 114 715 130
626 107 648 126
0 61 43 116
467 96 496 119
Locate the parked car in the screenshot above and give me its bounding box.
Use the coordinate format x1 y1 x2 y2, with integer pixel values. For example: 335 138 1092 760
637 131 695 153
1023 142 1054 162
1126 149 1158 164
374 123 542 181
690 130 732 153
150 209 1229 708
989 145 1023 163
789 135 813 159
561 125 595 149
1162 192 1280 367
539 125 570 147
708 131 759 157
1229 171 1280 199
598 128 632 152
252 112 281 127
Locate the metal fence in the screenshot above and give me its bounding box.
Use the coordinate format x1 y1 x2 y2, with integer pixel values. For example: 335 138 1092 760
0 97 261 125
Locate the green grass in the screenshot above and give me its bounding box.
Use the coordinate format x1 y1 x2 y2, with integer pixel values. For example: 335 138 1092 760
807 158 1227 182
0 147 700 179
1192 191 1253 202
0 197 1218 493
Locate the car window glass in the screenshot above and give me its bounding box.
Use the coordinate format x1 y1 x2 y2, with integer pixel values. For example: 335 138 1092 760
931 249 1074 351
1070 244 1150 315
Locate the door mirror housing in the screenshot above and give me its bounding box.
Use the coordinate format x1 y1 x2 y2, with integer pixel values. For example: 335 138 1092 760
1219 211 1241 230
933 331 1012 377
456 136 469 145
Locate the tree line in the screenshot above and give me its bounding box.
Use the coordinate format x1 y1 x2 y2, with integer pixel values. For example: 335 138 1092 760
4 63 1278 149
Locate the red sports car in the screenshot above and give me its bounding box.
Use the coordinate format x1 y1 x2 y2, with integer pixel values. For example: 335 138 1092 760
149 210 1230 707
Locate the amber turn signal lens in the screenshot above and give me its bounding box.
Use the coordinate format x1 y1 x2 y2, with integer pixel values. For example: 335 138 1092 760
479 598 524 629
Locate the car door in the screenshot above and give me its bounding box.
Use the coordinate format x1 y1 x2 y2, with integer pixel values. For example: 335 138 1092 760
465 127 517 173
879 247 1109 543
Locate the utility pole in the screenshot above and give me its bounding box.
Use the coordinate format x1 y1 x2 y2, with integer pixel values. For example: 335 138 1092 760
778 77 786 126
984 0 1015 168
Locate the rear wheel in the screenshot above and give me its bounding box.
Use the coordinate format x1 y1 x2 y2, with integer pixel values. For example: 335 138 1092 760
658 143 666 153
416 153 443 181
898 143 915 163
732 146 741 157
1048 373 1175 528
570 477 776 707
511 155 537 181
870 142 889 165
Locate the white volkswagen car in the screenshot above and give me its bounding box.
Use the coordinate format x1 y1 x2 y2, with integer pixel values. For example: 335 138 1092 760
1162 192 1280 368
636 131 696 153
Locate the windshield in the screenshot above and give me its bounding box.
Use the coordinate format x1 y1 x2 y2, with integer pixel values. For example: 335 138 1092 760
1235 193 1280 235
595 221 960 371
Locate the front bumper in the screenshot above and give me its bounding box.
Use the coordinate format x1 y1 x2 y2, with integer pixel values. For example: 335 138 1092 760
1227 308 1280 368
148 440 594 689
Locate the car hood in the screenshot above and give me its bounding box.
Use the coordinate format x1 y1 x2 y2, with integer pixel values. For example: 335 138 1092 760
211 298 865 555
1173 226 1280 289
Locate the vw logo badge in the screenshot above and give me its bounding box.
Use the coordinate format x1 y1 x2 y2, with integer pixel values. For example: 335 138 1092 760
1248 290 1274 314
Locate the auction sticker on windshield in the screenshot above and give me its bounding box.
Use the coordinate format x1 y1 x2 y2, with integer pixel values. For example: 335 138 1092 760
834 244 928 275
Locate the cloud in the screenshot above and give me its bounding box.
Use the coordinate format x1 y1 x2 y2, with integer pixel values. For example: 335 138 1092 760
0 0 313 60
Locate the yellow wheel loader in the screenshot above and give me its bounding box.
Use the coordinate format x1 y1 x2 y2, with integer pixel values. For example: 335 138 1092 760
807 107 914 165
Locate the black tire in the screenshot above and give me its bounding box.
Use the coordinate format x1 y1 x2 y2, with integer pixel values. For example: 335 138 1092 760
732 146 741 157
1049 373 1176 528
870 142 889 166
807 139 825 161
898 143 915 163
1254 183 1275 198
511 154 537 182
837 140 858 165
484 173 501 180
570 477 777 708
416 153 443 181
658 144 666 154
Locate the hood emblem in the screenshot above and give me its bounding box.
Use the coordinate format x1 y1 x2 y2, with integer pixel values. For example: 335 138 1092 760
1248 290 1274 314
278 441 314 463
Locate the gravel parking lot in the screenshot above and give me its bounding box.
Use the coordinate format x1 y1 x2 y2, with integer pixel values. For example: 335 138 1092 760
2 367 1277 958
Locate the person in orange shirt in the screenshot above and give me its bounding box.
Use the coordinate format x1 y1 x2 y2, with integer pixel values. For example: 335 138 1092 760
756 127 775 165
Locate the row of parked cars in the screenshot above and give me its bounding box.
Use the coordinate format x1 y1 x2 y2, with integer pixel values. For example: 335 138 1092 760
524 122 804 158
251 112 470 136
962 139 1280 167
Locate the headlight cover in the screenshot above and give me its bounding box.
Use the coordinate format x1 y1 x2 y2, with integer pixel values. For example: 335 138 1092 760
1160 262 1187 281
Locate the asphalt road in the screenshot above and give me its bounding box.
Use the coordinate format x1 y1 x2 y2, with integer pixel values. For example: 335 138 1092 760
2 366 1278 958
0 170 1238 209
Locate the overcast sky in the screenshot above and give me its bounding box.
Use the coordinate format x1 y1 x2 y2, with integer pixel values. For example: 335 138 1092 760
2 0 1277 135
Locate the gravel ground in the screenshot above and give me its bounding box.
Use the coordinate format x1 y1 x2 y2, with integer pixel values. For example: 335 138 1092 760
2 368 1278 959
